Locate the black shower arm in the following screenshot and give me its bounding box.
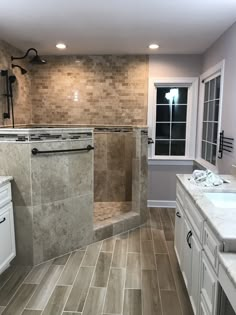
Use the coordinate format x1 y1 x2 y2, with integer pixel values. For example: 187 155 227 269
11 48 38 61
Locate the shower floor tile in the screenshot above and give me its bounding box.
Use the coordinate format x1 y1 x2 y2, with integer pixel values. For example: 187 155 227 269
94 201 132 224
0 208 193 315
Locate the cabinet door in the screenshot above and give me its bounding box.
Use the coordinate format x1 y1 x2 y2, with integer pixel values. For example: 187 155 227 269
200 253 218 315
174 201 184 266
182 218 192 294
0 203 16 274
190 233 202 315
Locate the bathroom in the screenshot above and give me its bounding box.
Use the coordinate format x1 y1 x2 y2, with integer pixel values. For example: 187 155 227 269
0 1 236 315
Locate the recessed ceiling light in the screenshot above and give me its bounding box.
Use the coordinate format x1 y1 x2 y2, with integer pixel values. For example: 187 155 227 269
56 43 67 49
149 43 159 50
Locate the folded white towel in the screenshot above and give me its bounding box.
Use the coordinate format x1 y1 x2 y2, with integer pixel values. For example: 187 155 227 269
190 169 224 187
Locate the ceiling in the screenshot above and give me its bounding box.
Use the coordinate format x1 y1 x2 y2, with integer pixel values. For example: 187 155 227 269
0 0 236 55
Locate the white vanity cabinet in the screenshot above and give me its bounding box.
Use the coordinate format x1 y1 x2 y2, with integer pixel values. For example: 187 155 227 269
0 181 16 274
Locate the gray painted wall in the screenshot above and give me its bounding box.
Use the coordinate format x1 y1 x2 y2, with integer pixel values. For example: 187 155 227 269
202 21 236 173
148 55 202 203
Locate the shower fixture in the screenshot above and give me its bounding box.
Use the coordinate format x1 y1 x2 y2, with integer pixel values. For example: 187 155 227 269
12 64 27 75
1 70 16 127
11 48 47 64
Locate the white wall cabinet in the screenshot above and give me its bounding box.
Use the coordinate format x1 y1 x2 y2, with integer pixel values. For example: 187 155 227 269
0 181 16 274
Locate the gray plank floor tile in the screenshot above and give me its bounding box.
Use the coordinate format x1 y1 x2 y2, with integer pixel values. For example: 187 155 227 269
58 251 84 285
155 254 176 290
161 290 182 315
167 241 194 315
141 253 156 270
64 266 94 312
0 266 17 290
2 284 36 315
101 238 115 252
91 252 112 287
149 208 162 229
103 268 125 314
82 287 106 315
128 229 140 253
152 229 168 254
42 285 70 315
167 208 175 228
140 227 152 240
142 270 162 315
111 239 128 268
123 289 142 315
125 253 141 289
0 266 31 306
24 262 52 284
26 265 63 310
62 312 81 315
82 242 102 267
141 240 154 255
0 307 4 315
53 253 71 265
22 310 42 315
159 208 174 241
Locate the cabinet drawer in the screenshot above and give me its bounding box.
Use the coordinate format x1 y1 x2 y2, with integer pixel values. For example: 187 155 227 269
200 253 219 315
185 194 204 243
0 183 12 209
176 182 185 207
203 223 220 272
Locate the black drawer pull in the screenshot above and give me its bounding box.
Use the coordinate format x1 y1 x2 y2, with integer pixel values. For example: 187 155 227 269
176 211 181 218
187 231 192 249
0 218 6 224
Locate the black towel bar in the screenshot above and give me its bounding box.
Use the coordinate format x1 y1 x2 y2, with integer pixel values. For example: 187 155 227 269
32 145 94 155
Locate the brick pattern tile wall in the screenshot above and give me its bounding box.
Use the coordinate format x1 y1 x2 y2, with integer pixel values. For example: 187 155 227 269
0 40 32 127
30 55 148 125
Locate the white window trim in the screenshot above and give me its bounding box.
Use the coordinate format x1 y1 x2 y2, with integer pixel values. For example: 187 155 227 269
148 77 199 161
196 60 225 172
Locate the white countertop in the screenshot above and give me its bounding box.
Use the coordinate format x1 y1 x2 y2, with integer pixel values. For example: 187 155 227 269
219 252 236 289
0 176 13 186
177 174 236 251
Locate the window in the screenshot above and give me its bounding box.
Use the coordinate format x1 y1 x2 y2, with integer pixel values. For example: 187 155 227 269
197 60 225 170
201 76 221 165
148 77 198 160
155 87 188 156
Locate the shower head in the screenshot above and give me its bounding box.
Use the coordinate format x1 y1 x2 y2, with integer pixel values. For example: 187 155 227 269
12 64 27 75
11 47 47 65
30 54 46 65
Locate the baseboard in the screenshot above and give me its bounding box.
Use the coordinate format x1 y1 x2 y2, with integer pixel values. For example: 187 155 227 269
147 200 176 208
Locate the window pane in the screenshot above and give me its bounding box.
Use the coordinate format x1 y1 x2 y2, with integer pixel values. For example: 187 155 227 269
201 141 206 159
207 122 213 142
202 122 207 141
170 141 185 155
172 105 187 121
176 88 188 104
204 82 209 102
156 105 170 121
171 123 186 139
208 101 214 121
212 145 217 165
213 123 218 144
215 76 221 99
203 102 208 121
156 87 171 104
155 141 169 155
210 79 215 100
214 100 219 121
156 123 170 139
206 143 212 162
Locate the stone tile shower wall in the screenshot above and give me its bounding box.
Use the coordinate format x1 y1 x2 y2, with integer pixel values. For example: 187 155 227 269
0 40 32 127
94 130 133 222
30 55 148 126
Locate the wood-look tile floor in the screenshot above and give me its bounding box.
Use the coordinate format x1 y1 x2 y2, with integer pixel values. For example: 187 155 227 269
0 208 194 315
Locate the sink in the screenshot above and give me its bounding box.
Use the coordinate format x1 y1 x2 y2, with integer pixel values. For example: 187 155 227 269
204 193 236 208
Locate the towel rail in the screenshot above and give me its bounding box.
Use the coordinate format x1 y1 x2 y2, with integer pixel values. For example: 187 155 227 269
31 145 94 155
